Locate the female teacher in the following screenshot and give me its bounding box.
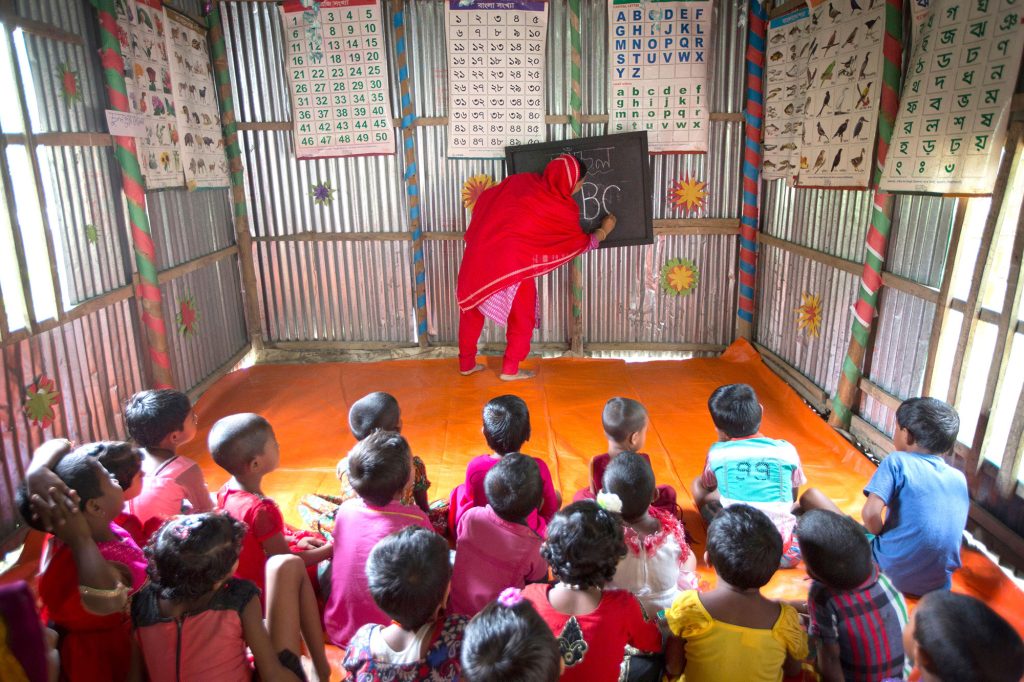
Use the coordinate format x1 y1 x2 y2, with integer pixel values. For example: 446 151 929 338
456 153 617 380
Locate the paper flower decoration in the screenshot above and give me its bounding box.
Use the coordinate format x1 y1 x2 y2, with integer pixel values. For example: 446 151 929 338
461 174 495 211
177 295 200 337
24 375 60 428
668 176 707 214
58 63 81 106
596 491 623 514
795 292 822 338
660 258 700 296
310 180 335 206
85 224 100 245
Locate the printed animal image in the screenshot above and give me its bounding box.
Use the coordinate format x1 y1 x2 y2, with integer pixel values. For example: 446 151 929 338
184 133 194 147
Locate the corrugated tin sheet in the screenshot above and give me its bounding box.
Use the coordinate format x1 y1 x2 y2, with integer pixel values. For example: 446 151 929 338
147 188 235 268
39 144 132 305
762 181 872 262
257 239 416 343
886 195 956 287
755 244 858 395
161 255 248 391
17 30 105 134
584 234 737 344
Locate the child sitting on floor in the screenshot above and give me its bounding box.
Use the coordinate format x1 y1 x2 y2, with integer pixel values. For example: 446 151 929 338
798 510 908 682
904 591 1024 682
523 501 662 682
124 389 213 540
133 513 330 682
666 505 807 682
605 452 697 618
460 589 561 682
323 430 433 646
450 453 548 615
343 527 466 679
692 383 806 566
19 446 148 682
448 395 560 536
210 413 333 595
573 397 680 517
89 440 147 544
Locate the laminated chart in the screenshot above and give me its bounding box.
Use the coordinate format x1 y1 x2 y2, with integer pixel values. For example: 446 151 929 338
608 0 712 153
115 0 182 189
797 0 886 188
881 0 1024 194
280 0 395 158
763 7 810 181
445 1 549 159
165 9 229 189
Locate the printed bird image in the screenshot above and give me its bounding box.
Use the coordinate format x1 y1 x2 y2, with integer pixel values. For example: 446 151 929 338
855 82 871 108
852 116 869 139
786 63 802 77
820 60 837 86
867 0 877 8
817 121 829 142
767 87 782 100
780 142 798 151
764 159 778 170
818 90 832 115
850 148 866 170
806 67 818 88
771 33 786 43
777 160 795 171
801 155 809 170
858 52 873 79
864 18 878 29
798 41 811 58
786 84 797 98
830 148 843 172
805 95 813 112
850 0 863 10
839 55 857 77
784 102 795 115
764 144 778 151
766 123 781 135
790 25 802 35
828 4 841 20
833 89 849 113
812 150 827 172
843 27 859 48
809 36 819 56
822 30 839 54
833 118 850 141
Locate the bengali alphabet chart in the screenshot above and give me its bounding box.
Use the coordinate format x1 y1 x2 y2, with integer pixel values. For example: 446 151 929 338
798 0 885 188
445 1 549 159
280 0 395 158
608 0 712 153
763 7 810 181
881 0 1024 194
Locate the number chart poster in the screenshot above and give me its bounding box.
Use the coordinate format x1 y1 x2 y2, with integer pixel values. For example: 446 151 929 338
445 0 549 159
165 10 229 189
115 0 182 189
881 0 1024 194
281 0 395 158
608 0 712 154
763 7 810 181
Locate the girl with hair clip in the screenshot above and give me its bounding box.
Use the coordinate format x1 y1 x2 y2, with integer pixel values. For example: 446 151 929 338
461 588 561 682
132 513 330 682
523 501 663 682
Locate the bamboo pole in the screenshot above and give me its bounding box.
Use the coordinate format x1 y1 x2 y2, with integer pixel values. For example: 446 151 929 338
568 0 584 355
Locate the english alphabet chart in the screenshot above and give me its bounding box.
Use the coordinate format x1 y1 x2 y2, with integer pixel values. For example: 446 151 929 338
280 0 396 159
881 0 1024 194
607 0 712 154
445 0 549 159
763 7 810 181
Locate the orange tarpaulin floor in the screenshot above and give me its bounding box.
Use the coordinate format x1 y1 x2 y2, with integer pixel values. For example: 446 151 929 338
181 339 1024 651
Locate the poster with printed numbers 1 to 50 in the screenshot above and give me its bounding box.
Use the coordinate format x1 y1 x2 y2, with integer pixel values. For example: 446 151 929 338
445 0 549 160
280 0 395 159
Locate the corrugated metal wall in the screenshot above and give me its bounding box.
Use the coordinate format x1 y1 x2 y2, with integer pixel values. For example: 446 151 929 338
219 0 747 348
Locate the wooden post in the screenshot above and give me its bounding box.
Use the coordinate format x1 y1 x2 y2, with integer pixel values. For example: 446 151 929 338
922 198 968 396
568 0 584 355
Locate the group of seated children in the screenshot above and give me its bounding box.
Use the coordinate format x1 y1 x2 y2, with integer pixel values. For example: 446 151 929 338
13 382 1024 682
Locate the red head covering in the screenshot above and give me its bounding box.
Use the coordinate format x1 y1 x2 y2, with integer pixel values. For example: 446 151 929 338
457 154 590 311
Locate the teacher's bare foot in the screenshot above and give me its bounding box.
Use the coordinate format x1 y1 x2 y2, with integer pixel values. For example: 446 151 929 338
460 364 485 376
500 370 535 381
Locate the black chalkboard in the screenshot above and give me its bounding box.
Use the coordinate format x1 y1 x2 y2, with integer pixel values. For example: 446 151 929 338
505 132 653 248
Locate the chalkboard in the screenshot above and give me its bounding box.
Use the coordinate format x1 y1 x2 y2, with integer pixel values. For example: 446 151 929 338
505 132 653 248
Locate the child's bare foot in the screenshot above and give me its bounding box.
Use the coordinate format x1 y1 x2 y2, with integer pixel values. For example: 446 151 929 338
500 370 535 381
460 363 485 376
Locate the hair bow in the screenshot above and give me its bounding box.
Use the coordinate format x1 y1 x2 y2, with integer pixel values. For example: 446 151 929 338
497 587 523 608
596 491 623 514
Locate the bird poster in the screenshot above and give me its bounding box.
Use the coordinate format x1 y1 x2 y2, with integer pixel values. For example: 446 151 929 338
880 0 1024 195
797 0 886 188
164 9 229 189
608 0 713 153
763 7 811 182
114 0 183 189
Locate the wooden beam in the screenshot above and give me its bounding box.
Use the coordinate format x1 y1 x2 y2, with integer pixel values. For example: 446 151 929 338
924 199 969 395
752 341 830 412
0 9 84 46
996 379 1024 497
0 126 35 335
968 501 1024 568
858 377 902 412
0 283 135 349
156 246 236 284
585 342 727 354
769 0 807 19
880 270 940 304
757 233 862 276
3 132 114 147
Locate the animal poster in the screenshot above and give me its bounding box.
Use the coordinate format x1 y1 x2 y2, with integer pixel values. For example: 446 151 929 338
797 0 886 188
165 9 229 189
881 0 1024 195
280 0 396 158
445 0 549 159
607 0 713 153
763 7 811 181
114 0 182 189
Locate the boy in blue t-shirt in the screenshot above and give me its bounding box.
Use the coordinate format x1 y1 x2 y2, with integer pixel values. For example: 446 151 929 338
862 397 968 597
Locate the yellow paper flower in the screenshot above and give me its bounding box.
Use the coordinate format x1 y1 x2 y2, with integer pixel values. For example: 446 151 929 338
660 258 700 297
668 176 708 214
795 292 822 338
461 174 495 211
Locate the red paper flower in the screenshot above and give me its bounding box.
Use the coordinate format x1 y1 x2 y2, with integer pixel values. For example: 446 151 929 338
58 63 81 106
24 375 60 429
177 295 200 337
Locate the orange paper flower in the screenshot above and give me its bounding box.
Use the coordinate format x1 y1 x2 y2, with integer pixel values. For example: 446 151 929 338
461 174 495 211
660 258 700 297
795 292 822 338
668 176 708 214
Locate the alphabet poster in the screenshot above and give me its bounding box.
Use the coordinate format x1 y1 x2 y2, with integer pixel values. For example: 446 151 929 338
797 0 886 188
608 0 712 153
880 0 1024 194
445 0 548 159
763 7 811 181
280 0 396 158
165 9 229 189
114 0 182 189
